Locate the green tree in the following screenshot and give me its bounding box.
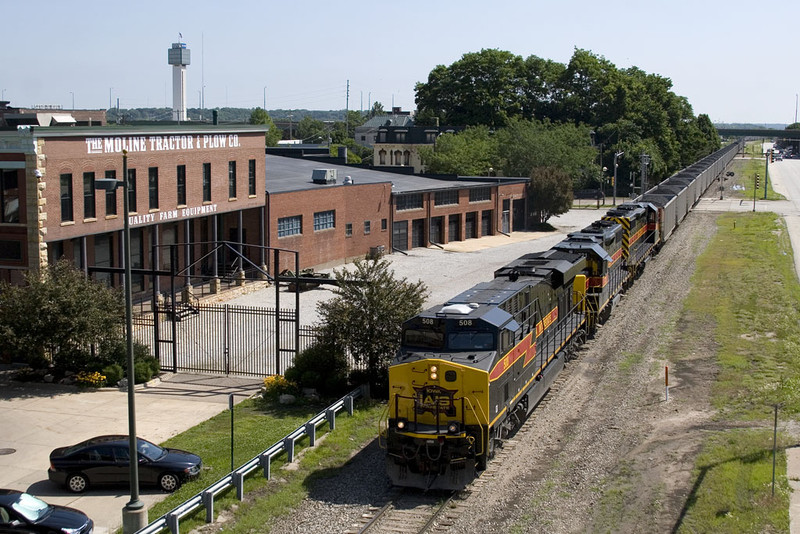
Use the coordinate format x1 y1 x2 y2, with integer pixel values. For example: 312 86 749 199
495 119 598 184
415 49 526 127
316 258 427 393
296 115 327 143
0 261 124 367
368 101 385 119
249 107 281 146
527 166 573 225
418 126 499 175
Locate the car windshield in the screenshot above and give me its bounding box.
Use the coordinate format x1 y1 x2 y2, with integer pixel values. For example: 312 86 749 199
137 439 166 461
11 493 51 522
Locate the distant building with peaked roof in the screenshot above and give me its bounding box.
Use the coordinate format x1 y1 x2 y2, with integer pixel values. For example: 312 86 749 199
354 107 413 148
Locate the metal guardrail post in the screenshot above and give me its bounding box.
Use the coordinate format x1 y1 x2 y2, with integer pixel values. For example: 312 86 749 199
166 513 180 534
260 452 272 480
326 408 336 430
345 395 354 416
201 490 214 523
233 471 245 500
305 422 316 447
284 436 295 463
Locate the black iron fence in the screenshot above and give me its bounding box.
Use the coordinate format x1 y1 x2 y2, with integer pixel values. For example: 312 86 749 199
132 303 322 376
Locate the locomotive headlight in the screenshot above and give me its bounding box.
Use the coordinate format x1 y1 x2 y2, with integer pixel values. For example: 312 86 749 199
429 365 438 380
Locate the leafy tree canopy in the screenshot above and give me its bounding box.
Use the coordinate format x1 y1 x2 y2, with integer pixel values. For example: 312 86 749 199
415 48 721 184
0 261 124 366
249 107 282 146
527 166 573 225
316 258 427 392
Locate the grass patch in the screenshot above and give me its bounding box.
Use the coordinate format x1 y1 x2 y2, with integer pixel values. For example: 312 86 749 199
145 396 386 533
724 157 784 201
675 212 800 531
687 213 799 419
677 430 790 534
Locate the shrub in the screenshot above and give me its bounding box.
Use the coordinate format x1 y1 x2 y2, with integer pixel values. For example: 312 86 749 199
102 364 124 386
284 342 349 397
261 375 297 401
74 371 106 388
134 361 153 384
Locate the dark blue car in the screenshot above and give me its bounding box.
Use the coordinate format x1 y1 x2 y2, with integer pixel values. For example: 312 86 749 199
48 435 201 493
0 489 93 534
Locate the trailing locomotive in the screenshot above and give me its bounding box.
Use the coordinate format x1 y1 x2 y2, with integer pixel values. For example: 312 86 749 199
381 142 741 490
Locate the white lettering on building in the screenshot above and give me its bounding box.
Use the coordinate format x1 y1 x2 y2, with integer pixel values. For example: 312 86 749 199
128 204 219 227
85 134 237 155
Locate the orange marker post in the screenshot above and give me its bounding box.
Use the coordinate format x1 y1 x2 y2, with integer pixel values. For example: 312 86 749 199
665 366 669 402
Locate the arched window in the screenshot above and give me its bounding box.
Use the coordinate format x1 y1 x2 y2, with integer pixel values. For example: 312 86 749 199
379 150 386 165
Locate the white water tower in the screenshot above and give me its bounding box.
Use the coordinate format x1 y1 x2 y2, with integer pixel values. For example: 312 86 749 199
168 40 191 121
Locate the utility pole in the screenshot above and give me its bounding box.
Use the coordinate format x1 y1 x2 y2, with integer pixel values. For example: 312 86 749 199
345 79 350 139
639 153 651 198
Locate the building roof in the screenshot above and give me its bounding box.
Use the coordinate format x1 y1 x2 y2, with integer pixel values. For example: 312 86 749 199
266 154 526 195
23 124 268 137
360 114 414 128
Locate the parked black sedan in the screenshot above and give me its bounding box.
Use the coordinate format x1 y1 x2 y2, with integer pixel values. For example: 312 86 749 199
0 489 93 534
48 435 202 493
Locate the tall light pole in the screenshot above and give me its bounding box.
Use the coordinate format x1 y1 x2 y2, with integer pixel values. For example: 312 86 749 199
70 92 74 110
263 86 267 110
639 153 651 198
95 150 146 533
613 151 624 206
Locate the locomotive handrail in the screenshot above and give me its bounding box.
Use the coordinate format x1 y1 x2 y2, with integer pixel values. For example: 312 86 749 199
135 385 365 534
462 396 486 455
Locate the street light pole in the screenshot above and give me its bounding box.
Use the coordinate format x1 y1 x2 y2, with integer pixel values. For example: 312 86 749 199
97 151 146 533
613 151 624 206
120 150 145 532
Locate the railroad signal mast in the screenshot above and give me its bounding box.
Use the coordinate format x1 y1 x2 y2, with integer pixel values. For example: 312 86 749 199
753 174 760 212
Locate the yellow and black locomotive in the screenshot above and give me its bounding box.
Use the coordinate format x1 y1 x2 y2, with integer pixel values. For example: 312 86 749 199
383 251 589 489
382 142 740 490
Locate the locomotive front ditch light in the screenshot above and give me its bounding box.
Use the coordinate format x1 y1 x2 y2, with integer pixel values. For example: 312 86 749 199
396 418 407 430
447 421 461 434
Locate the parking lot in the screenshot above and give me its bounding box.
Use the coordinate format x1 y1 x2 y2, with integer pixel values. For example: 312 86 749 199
0 371 262 533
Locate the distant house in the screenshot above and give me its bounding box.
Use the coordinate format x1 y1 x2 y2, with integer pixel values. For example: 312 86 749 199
373 125 459 174
354 107 413 148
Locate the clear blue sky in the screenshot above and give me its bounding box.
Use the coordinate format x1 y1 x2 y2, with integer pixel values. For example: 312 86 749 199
1 0 796 125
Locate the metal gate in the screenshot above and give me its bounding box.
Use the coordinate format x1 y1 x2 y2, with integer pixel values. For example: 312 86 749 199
134 304 318 376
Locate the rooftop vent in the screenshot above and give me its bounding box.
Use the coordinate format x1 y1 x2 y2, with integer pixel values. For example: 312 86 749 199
312 169 337 184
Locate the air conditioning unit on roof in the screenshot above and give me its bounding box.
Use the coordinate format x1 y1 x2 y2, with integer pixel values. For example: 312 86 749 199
312 169 337 184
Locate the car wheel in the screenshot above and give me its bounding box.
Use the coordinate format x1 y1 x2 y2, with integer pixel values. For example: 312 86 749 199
66 472 89 493
158 472 181 492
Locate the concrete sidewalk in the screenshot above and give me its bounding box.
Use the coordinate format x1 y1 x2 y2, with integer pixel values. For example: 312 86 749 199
0 368 263 533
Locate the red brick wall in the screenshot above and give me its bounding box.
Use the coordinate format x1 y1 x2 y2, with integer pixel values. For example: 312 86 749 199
41 130 265 243
268 182 391 272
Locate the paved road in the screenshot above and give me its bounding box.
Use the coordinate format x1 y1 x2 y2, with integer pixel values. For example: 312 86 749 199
0 371 262 533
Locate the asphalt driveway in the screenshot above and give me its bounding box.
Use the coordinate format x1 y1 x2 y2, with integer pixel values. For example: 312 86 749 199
0 368 263 534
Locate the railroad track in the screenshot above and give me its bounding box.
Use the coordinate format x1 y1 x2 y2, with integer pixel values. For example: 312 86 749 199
348 488 462 534
347 343 591 534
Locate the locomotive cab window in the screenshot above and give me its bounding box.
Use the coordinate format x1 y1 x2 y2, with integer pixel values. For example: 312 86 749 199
447 330 495 351
403 324 445 349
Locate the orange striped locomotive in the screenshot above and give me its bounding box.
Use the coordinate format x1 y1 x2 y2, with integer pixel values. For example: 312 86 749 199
381 142 741 490
383 252 589 489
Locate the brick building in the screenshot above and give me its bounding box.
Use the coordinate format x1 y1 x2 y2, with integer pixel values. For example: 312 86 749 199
1 124 530 298
0 124 268 291
265 154 528 272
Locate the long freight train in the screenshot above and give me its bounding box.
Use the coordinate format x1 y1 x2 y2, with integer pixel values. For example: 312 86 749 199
381 142 740 490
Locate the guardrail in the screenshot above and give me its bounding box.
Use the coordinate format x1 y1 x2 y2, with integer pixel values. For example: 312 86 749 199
136 385 367 534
